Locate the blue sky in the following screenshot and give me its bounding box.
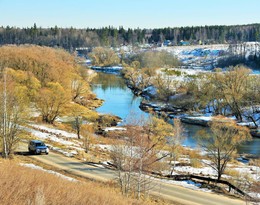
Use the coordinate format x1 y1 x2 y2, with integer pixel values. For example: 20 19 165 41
1 0 259 28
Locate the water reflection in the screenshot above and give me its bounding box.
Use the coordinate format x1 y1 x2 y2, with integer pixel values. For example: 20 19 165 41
91 72 149 124
182 124 209 148
91 72 260 156
91 72 126 91
237 138 260 156
182 123 260 156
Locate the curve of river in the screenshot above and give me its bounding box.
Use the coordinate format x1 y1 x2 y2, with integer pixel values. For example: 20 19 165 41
91 72 260 156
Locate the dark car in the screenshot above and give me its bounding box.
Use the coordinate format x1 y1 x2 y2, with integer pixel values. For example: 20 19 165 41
28 140 49 155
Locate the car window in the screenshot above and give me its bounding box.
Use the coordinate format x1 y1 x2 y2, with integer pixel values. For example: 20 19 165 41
35 142 45 146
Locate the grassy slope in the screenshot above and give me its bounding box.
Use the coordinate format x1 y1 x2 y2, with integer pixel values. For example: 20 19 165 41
0 159 145 205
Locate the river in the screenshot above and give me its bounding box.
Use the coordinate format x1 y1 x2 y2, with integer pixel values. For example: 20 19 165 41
91 72 260 156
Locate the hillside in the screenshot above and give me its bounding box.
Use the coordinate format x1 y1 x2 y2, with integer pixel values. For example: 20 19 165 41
0 45 101 124
0 159 145 205
0 45 111 159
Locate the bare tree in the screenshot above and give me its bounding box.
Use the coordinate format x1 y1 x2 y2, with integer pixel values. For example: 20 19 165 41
81 124 94 153
243 74 260 127
122 66 154 92
71 77 89 101
0 68 29 157
197 116 251 180
110 116 171 199
168 118 185 174
212 66 251 122
88 47 120 67
110 133 135 197
153 74 176 105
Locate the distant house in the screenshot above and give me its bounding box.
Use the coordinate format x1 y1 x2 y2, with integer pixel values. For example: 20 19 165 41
163 40 172 46
179 40 190 46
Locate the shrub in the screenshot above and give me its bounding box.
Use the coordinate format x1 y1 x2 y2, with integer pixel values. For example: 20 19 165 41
190 159 202 168
163 69 182 76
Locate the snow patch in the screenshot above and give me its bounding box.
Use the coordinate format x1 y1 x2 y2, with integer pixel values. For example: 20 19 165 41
103 127 126 132
20 163 77 182
30 124 78 138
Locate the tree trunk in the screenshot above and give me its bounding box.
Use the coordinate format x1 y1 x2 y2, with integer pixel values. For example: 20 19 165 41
2 71 8 158
75 117 81 139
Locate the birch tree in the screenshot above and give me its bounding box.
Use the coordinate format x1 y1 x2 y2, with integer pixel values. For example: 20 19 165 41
168 118 185 174
0 68 29 157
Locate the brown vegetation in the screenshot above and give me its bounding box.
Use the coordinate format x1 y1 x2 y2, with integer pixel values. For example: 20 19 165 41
188 66 260 123
197 116 251 180
110 117 173 199
0 45 121 159
0 45 99 124
89 47 120 67
0 159 145 205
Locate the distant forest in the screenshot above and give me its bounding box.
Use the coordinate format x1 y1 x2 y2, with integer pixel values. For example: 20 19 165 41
1 23 260 50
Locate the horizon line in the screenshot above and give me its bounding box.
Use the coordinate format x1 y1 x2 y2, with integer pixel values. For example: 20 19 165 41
1 22 260 30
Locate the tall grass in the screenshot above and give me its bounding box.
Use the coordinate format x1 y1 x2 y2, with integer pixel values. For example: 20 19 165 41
0 160 143 205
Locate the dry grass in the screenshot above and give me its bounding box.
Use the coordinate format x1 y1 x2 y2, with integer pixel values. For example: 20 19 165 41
190 158 202 168
249 158 260 167
0 159 145 205
224 168 241 178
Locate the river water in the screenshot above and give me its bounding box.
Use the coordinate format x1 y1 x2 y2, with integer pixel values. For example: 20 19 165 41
91 72 260 156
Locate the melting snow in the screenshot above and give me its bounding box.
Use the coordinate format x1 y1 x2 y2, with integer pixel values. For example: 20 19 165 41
20 163 77 182
30 124 78 138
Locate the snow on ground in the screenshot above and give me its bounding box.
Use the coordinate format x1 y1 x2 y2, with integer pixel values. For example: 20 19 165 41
23 125 84 157
156 44 228 56
23 124 260 190
96 144 113 151
30 124 79 139
24 126 77 146
233 166 260 181
171 160 260 183
103 127 127 132
21 123 260 199
183 116 213 121
155 68 211 88
20 163 78 182
156 44 229 69
98 144 145 158
154 176 212 193
23 123 213 192
241 108 260 128
174 165 218 177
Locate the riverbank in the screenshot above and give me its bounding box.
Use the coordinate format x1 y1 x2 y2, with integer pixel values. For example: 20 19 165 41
139 100 260 138
90 70 260 156
120 65 260 138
